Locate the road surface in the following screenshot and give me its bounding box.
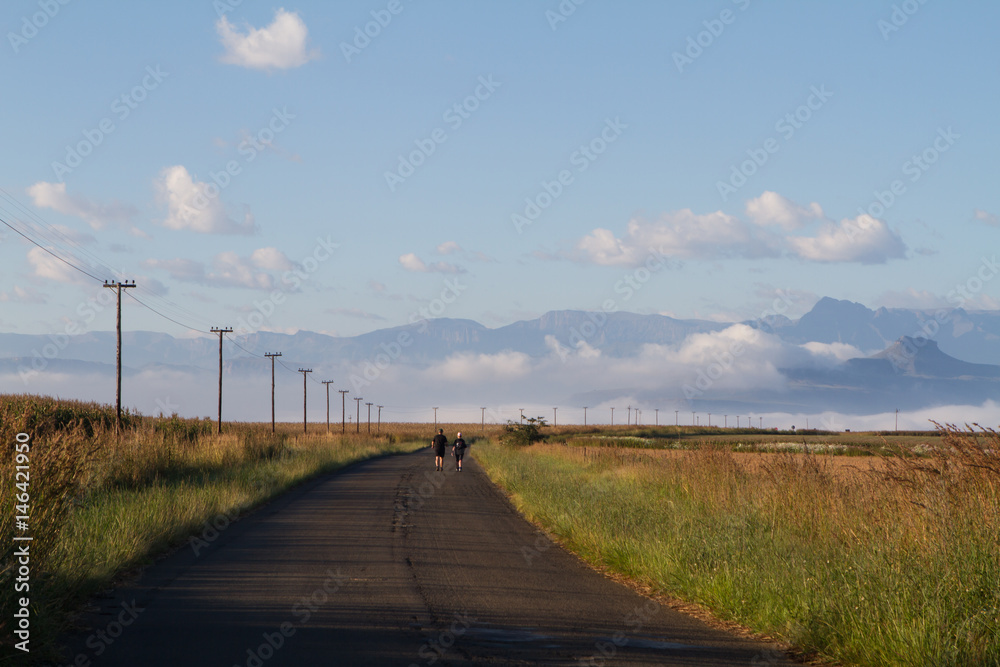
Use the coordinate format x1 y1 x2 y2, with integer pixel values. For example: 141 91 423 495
56 449 795 666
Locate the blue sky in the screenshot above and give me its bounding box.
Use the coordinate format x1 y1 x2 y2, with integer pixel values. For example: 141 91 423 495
2 0 998 339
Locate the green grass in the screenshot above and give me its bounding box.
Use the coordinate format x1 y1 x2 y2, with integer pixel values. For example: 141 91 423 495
0 394 422 662
475 432 1000 666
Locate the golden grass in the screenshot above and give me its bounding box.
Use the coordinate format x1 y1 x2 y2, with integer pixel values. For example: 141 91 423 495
476 424 1000 666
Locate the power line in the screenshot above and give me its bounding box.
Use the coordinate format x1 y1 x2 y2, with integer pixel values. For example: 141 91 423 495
0 213 109 283
127 291 212 334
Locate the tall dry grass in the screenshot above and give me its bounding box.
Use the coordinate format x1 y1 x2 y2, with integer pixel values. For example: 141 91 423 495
0 394 423 661
476 424 1000 666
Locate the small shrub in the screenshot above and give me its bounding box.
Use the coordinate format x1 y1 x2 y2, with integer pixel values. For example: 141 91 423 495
499 416 547 447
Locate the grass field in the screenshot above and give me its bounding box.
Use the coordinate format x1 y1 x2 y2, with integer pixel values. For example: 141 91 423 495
0 394 429 661
3 397 995 665
476 422 1000 666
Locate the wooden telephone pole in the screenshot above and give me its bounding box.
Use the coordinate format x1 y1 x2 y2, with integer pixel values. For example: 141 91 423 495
354 397 363 433
338 390 349 433
210 327 233 434
298 369 312 433
365 402 373 433
103 280 136 433
322 380 334 433
265 352 281 433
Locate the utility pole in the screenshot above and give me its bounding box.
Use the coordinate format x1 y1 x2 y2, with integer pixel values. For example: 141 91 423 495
736 415 740 428
675 410 679 426
210 326 233 435
338 390 349 433
627 405 631 426
759 416 762 429
481 407 486 433
895 408 899 432
708 412 711 427
583 407 587 426
724 415 728 428
366 402 373 433
655 408 659 426
433 406 439 429
377 405 383 433
298 368 312 433
610 407 614 426
355 398 363 433
104 280 136 433
322 380 334 433
265 352 281 433
553 407 557 426
519 408 524 422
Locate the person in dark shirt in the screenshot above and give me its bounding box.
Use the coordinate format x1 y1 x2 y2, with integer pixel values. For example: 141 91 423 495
452 432 467 471
431 428 447 471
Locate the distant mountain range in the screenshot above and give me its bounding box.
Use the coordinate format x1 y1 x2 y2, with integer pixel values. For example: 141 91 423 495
2 297 999 420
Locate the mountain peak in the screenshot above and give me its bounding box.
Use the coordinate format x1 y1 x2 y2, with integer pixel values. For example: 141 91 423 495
873 335 1000 378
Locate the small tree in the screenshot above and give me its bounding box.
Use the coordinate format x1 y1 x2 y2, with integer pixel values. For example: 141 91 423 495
499 416 548 447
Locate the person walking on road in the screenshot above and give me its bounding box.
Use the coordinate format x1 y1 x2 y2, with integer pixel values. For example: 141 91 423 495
431 428 448 471
452 432 467 471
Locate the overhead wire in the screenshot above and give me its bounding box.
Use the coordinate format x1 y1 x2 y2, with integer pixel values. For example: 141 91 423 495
0 213 110 283
1 189 351 392
0 187 120 281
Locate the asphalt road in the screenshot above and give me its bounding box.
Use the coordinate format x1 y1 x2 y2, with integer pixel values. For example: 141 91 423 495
56 449 795 666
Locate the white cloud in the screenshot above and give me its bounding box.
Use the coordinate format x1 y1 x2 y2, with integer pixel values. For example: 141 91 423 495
398 252 465 274
974 209 999 227
788 214 907 264
436 351 533 382
326 307 386 321
573 194 910 267
575 210 779 266
143 258 207 283
436 241 461 255
250 247 294 271
745 191 824 230
0 285 46 304
800 341 864 363
217 8 319 71
27 181 138 231
145 249 283 289
211 251 275 289
875 288 949 310
399 253 427 272
26 246 89 284
156 165 256 235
